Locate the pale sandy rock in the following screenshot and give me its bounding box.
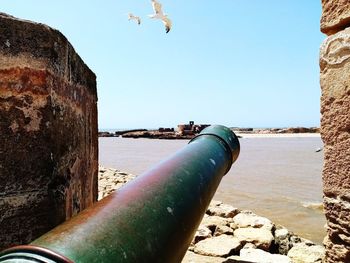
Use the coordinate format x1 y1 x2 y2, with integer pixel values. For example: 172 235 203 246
229 222 239 230
98 166 136 200
207 203 240 218
242 243 257 250
214 225 234 236
275 228 289 240
287 243 325 263
222 255 244 262
188 243 195 252
210 200 223 207
232 212 274 231
321 0 350 35
99 167 107 173
182 251 224 263
299 238 315 246
240 247 292 263
194 235 241 257
234 227 274 251
289 235 302 246
201 215 230 230
193 225 212 244
274 228 291 255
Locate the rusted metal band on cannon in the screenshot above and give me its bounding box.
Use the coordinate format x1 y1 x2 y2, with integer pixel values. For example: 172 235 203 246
0 125 240 263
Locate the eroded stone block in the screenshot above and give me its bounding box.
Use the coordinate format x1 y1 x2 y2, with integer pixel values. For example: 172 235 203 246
320 26 350 263
320 28 350 193
321 0 350 35
0 13 98 248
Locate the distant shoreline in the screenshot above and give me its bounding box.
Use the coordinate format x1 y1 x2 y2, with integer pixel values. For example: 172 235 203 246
98 132 321 139
236 133 321 138
98 127 321 139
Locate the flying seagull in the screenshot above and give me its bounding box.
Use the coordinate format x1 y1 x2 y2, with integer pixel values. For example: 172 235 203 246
128 13 141 25
148 0 172 33
315 147 323 153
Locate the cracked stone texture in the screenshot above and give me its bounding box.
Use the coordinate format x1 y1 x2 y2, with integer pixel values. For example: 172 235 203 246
287 243 324 263
320 26 350 262
206 202 239 218
0 13 98 249
192 225 212 244
193 235 241 257
182 251 224 263
232 211 274 231
321 0 350 35
240 247 292 263
233 227 274 251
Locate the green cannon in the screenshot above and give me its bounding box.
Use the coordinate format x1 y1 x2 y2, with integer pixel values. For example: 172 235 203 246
0 125 240 263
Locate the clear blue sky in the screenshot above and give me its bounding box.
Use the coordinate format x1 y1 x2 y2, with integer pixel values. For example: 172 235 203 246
2 1 324 129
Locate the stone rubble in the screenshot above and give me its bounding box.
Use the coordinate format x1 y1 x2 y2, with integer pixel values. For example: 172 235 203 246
98 166 325 262
98 166 136 200
238 245 292 263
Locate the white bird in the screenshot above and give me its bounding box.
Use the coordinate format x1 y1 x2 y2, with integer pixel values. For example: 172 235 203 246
128 13 141 25
315 147 323 153
148 0 172 33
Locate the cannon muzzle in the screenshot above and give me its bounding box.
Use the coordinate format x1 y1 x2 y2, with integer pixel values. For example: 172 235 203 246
0 125 240 263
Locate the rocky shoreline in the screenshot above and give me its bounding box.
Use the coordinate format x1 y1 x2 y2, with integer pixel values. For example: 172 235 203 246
98 130 195 139
99 167 325 263
98 127 320 139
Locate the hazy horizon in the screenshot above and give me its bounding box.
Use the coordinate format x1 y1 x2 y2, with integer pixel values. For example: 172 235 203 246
99 124 321 132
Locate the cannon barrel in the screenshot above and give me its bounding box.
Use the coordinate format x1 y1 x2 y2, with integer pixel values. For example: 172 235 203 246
0 125 240 263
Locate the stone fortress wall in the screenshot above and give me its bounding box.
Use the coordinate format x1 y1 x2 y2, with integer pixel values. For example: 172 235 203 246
0 13 98 249
320 1 350 262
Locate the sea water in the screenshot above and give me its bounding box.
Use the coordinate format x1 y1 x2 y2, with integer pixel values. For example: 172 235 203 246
99 136 326 244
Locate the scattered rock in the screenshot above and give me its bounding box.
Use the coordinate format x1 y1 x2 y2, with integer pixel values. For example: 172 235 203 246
287 243 325 263
98 131 117 137
229 222 239 231
194 235 241 257
274 227 290 255
279 127 319 134
98 166 136 200
232 211 274 231
214 225 234 236
224 256 246 263
201 215 230 233
182 251 224 263
210 200 223 207
275 228 289 239
193 225 212 244
289 235 315 248
242 243 257 250
240 247 292 263
233 227 274 251
121 130 194 140
232 127 320 134
207 202 240 218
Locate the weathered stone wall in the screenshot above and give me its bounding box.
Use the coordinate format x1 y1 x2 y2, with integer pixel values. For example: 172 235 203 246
321 0 350 35
0 13 98 249
320 1 350 262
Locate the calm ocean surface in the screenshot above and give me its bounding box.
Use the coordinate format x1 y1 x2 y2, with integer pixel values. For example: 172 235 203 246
99 136 326 244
